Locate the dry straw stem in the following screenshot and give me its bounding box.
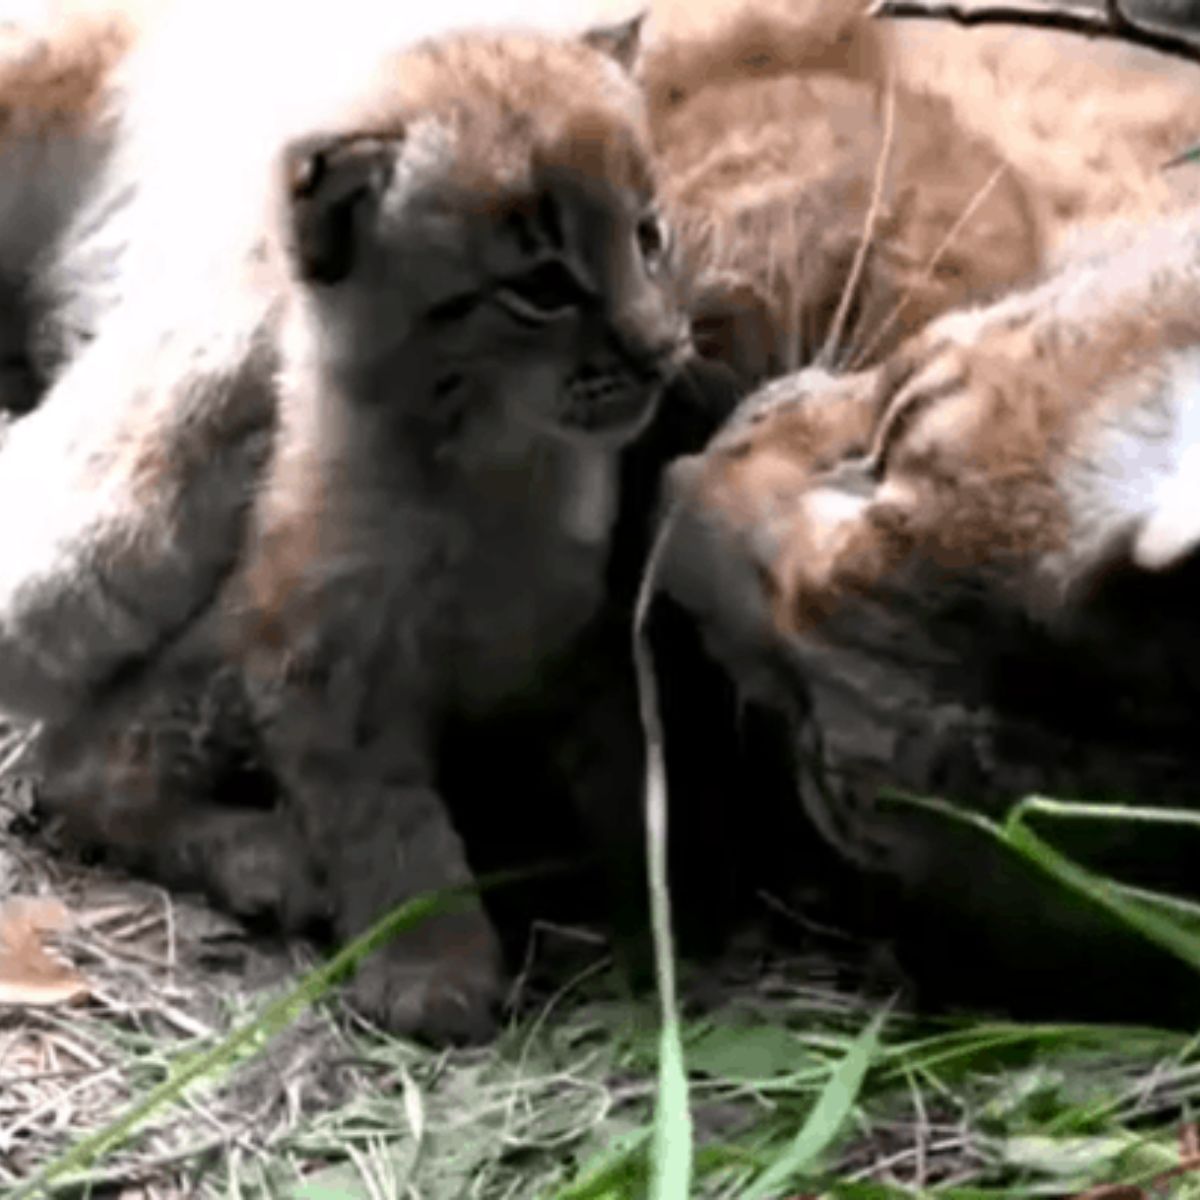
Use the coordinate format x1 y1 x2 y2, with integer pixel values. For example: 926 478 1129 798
871 0 1200 66
631 497 693 1200
849 158 1010 371
818 73 898 370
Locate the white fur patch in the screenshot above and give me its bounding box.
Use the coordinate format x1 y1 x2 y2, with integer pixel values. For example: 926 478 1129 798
87 0 633 328
805 482 869 534
1132 350 1200 571
560 445 618 545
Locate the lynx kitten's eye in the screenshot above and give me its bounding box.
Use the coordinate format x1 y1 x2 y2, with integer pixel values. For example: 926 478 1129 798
497 260 592 323
636 212 668 269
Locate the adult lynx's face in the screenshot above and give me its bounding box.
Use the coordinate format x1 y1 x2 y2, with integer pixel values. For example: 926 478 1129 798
277 30 690 450
661 213 1200 664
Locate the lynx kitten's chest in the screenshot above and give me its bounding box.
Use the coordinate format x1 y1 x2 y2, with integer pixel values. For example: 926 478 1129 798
448 434 619 713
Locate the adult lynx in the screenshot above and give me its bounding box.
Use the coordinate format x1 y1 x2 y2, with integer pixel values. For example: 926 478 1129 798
662 211 1200 871
653 208 1200 1020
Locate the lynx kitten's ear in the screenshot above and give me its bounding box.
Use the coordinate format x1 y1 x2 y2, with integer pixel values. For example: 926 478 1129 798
282 133 401 286
582 10 646 72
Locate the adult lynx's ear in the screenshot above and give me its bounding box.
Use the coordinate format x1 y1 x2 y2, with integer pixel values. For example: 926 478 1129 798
582 10 646 72
282 133 401 286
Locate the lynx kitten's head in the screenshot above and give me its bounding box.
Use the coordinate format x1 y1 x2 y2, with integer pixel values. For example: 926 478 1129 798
271 21 688 449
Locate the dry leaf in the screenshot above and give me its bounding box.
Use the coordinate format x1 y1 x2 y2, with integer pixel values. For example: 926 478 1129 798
0 894 90 1006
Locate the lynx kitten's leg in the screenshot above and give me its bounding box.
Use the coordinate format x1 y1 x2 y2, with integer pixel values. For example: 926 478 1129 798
157 806 323 925
264 708 503 1043
35 676 328 928
337 784 502 1043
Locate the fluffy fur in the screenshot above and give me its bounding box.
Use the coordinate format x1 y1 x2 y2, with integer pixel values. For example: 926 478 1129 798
657 208 1200 1021
0 3 696 1042
664 210 1200 703
222 28 687 1039
638 0 1200 385
2 0 1195 719
4 0 1200 1038
0 5 133 407
635 0 1037 384
0 0 654 721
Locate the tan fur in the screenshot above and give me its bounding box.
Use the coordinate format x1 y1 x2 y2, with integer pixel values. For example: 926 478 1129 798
891 21 1200 242
640 0 888 118
638 0 1200 386
665 213 1200 650
0 3 145 413
4 0 1200 1039
640 0 1042 382
0 8 129 138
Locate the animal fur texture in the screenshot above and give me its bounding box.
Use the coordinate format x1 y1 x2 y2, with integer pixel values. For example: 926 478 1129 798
2 0 1196 718
655 203 1200 1022
661 209 1200 868
639 0 1200 385
0 0 700 1042
642 0 1039 383
3 0 1200 1039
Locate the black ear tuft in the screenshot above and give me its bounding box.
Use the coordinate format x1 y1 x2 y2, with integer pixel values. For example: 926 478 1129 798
582 10 646 72
282 134 399 286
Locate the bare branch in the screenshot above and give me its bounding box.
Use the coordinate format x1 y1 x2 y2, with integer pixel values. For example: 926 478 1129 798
869 0 1200 66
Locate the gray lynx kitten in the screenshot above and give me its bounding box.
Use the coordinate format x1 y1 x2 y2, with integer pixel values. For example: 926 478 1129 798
0 2 690 1042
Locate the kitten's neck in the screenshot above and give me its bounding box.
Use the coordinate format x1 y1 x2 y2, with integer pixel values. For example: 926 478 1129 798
276 343 626 569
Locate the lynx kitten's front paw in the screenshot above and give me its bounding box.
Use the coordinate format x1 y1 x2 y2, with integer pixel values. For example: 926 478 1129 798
347 907 505 1045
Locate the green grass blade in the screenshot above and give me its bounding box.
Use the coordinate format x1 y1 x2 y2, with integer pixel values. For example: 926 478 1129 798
649 1004 691 1200
548 1129 651 1200
15 869 542 1200
1007 795 1200 834
884 790 1200 976
1004 818 1200 974
742 1006 889 1199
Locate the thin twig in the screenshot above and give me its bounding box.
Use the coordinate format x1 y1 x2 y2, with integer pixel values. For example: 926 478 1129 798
632 493 694 1197
0 1067 121 1151
905 1067 930 1189
849 160 1009 371
845 1134 975 1183
870 0 1200 66
820 74 898 370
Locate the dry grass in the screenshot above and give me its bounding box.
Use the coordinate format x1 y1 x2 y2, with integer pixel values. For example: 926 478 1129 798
0 754 353 1197
7 747 1200 1199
